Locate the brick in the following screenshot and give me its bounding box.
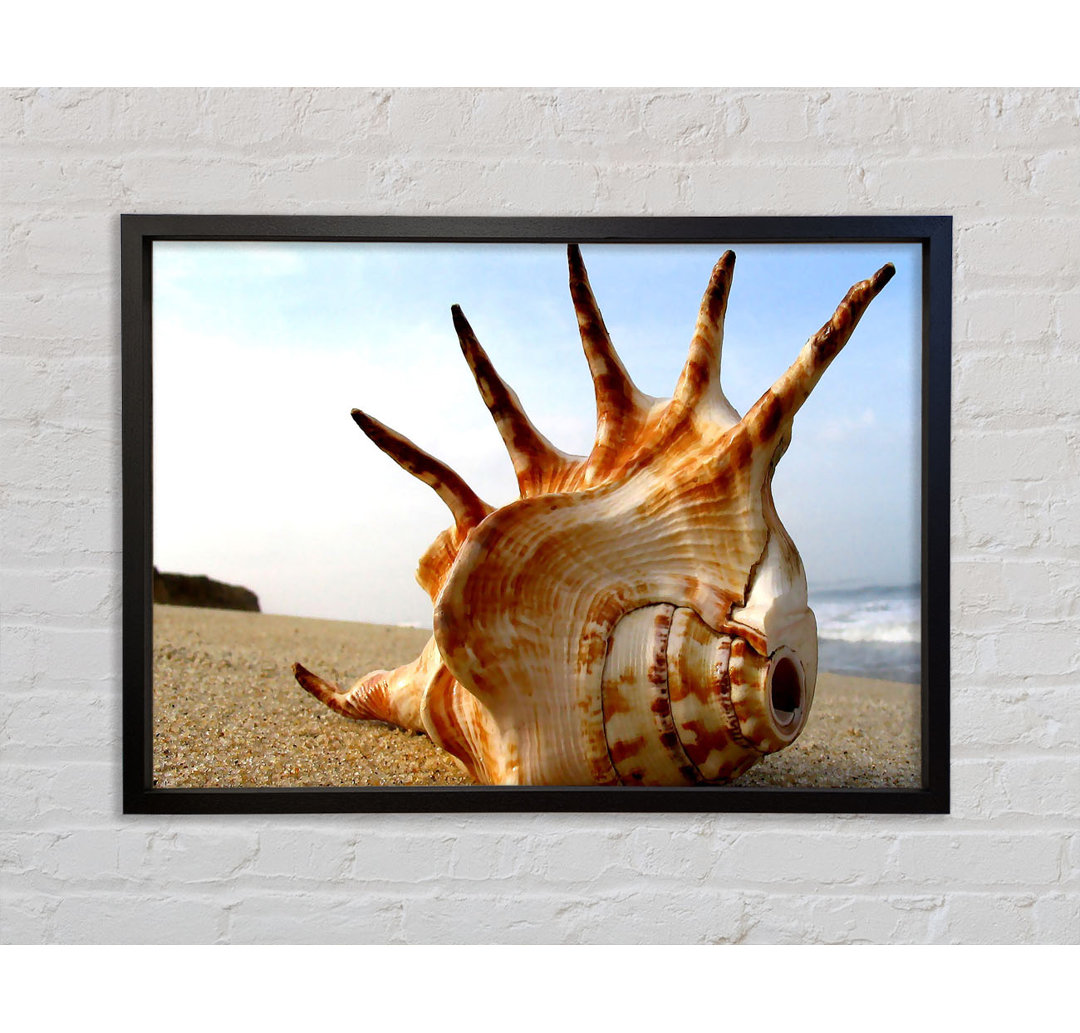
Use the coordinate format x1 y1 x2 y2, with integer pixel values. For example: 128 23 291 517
0 625 116 687
1029 148 1080 205
116 829 257 884
226 892 405 944
0 293 114 351
997 757 1080 819
958 291 1056 344
736 90 816 143
1068 833 1080 875
0 356 118 425
2 568 118 623
742 892 943 944
0 690 114 756
0 893 58 943
531 90 651 161
953 428 1075 486
116 154 265 208
909 88 1080 152
954 686 1080 751
582 888 749 944
520 829 629 883
6 88 115 148
595 164 687 213
458 158 604 214
949 758 1003 819
1047 496 1080 548
448 830 532 882
639 92 750 154
1033 893 1080 944
0 156 125 208
41 830 120 880
716 832 893 887
1 762 114 825
685 161 867 213
952 558 1078 626
956 492 1055 551
1053 290 1080 338
250 154 397 206
891 833 1063 887
958 218 1080 285
623 825 730 879
815 89 913 148
51 893 227 943
294 89 392 148
864 156 1019 210
401 887 751 944
940 893 1038 943
387 90 478 151
955 351 1080 422
348 832 453 883
1 423 119 495
195 88 309 149
2 496 118 563
247 827 354 881
988 629 1080 678
21 214 113 277
0 89 31 139
468 90 575 158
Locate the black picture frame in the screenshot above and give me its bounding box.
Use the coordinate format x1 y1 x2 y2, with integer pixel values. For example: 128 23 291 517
122 215 951 814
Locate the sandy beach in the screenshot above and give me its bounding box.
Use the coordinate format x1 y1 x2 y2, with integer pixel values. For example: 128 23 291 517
152 604 921 790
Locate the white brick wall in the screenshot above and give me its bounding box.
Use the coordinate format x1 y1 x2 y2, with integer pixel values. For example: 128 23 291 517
2 87 1077 944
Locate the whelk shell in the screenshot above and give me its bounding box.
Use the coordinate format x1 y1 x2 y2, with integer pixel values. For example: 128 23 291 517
294 246 894 786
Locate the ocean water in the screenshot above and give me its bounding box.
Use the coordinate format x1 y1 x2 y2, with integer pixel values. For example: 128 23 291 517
810 583 921 684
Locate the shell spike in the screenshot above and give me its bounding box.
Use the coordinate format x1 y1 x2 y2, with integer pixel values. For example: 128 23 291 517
350 409 492 531
740 263 895 450
567 244 649 428
294 656 428 731
673 250 740 424
292 662 362 719
450 304 571 495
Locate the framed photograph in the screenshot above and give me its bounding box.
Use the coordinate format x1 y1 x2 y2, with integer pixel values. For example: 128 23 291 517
122 215 950 813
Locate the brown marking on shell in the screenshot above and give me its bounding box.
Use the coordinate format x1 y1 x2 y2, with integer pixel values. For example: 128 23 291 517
600 604 704 785
727 638 776 751
607 735 647 767
665 610 746 777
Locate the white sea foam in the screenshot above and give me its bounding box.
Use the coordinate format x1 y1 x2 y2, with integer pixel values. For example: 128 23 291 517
812 588 920 644
810 585 921 682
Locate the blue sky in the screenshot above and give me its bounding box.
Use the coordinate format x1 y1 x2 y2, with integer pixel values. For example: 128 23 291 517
153 240 922 625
